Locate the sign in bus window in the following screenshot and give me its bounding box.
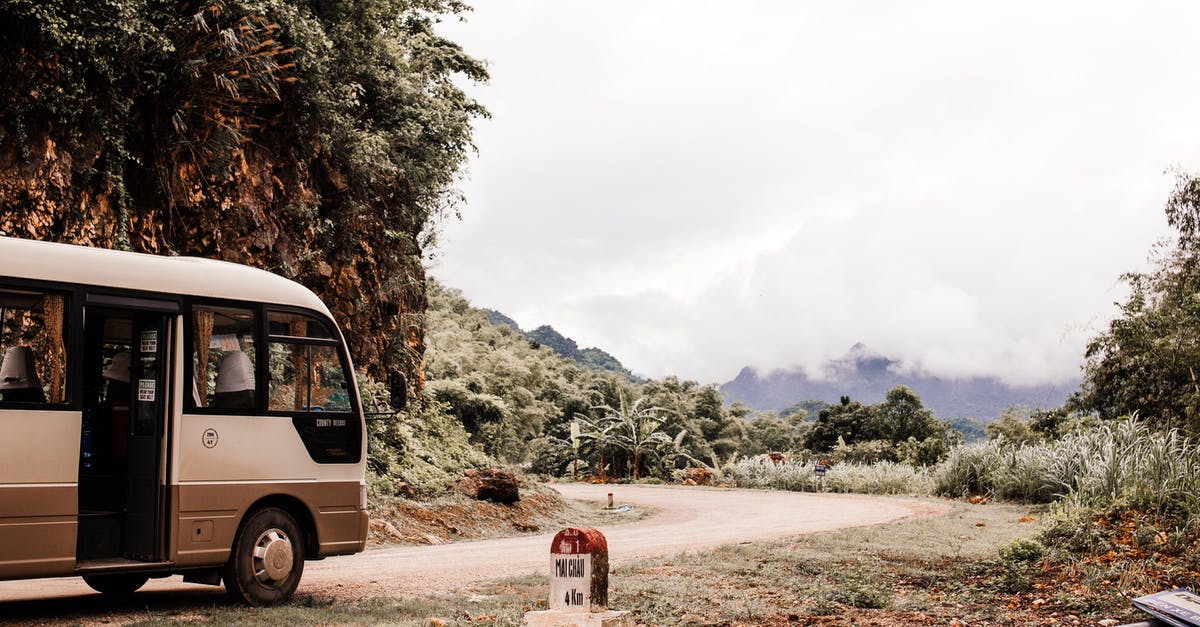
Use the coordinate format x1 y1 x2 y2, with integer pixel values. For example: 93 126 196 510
269 343 350 412
0 288 67 404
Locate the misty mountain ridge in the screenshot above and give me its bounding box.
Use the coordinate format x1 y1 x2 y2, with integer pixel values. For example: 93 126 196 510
483 309 638 380
721 343 1078 419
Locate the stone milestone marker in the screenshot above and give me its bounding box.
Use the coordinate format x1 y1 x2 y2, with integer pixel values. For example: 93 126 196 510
524 527 633 627
550 527 607 611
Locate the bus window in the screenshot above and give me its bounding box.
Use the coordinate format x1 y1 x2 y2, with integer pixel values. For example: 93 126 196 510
192 305 257 410
267 311 349 412
0 288 67 404
267 310 358 462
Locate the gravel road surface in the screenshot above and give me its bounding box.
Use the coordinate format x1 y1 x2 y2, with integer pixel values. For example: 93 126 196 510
0 484 948 619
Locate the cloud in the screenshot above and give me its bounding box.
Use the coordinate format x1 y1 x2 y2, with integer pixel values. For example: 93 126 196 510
431 1 1196 385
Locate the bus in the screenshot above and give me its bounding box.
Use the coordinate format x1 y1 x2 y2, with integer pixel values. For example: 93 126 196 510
0 237 394 605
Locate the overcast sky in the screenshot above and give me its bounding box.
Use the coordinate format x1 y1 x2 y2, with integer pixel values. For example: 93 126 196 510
429 2 1200 386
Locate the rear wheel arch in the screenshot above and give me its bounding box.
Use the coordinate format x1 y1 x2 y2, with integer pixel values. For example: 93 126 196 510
242 494 319 558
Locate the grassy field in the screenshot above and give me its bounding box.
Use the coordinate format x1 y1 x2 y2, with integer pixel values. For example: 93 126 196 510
110 498 1158 627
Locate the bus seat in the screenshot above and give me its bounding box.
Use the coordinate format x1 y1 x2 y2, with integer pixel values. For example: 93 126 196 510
212 351 254 410
0 346 46 403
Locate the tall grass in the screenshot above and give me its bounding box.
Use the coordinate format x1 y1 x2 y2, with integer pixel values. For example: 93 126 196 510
729 419 1200 518
935 419 1200 516
727 458 933 496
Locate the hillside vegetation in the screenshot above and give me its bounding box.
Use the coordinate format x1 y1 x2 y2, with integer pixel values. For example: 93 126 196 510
374 280 966 494
0 0 486 388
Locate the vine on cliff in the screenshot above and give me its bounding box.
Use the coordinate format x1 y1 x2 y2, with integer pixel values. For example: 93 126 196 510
0 0 488 388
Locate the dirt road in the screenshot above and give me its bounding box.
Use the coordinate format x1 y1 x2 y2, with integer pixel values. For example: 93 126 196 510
0 484 947 613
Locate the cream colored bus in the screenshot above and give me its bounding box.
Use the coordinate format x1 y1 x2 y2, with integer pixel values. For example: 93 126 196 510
0 237 388 606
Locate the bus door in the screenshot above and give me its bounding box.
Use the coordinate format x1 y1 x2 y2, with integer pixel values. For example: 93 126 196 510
125 313 168 560
77 300 175 564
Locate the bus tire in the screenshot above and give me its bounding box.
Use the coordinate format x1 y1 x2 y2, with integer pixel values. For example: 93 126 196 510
223 507 305 606
82 573 149 596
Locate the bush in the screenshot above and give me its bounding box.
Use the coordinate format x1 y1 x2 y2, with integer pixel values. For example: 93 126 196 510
819 574 893 609
526 436 575 478
935 419 1200 515
726 458 933 496
368 395 493 496
989 538 1046 592
830 439 897 464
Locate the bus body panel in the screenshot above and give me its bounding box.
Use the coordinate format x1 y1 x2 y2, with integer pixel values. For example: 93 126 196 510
0 485 77 580
175 414 366 483
174 412 365 564
0 237 332 317
173 480 366 567
0 409 81 579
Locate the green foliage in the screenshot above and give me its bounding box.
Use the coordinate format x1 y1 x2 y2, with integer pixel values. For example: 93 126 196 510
572 388 684 479
805 396 878 451
0 0 487 383
804 387 956 465
367 394 491 496
935 418 1200 514
779 399 828 420
830 438 897 464
875 385 947 444
985 405 1041 446
989 538 1045 593
425 280 599 460
1075 171 1200 436
946 416 988 442
726 458 934 495
427 281 760 480
742 411 810 456
525 436 574 477
895 436 951 467
526 325 637 379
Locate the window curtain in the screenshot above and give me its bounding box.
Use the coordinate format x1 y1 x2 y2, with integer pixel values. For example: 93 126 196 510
194 310 214 406
41 294 64 402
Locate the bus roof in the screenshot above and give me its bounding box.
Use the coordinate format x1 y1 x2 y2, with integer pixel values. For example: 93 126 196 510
0 237 331 316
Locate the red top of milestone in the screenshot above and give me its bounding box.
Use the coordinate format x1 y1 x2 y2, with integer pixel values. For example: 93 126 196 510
551 527 608 555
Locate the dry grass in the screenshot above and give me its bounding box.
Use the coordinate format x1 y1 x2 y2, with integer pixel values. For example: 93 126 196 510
367 482 647 546
121 499 1152 626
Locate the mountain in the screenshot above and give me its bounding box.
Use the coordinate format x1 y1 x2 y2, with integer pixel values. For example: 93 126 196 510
721 344 1078 419
481 311 638 380
483 309 521 332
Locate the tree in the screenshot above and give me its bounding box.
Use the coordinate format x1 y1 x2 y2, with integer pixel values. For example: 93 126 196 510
744 411 810 455
571 413 622 481
985 405 1039 446
873 385 945 444
586 389 681 480
0 0 487 388
1075 171 1200 434
804 396 878 452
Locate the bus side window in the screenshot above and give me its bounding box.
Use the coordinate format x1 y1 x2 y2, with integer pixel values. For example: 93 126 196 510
191 305 257 411
266 311 350 413
0 289 67 405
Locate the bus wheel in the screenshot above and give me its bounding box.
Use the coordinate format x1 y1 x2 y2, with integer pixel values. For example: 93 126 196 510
223 507 305 606
82 573 149 596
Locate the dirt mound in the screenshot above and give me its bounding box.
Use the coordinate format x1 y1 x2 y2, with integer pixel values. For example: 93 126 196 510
367 482 624 546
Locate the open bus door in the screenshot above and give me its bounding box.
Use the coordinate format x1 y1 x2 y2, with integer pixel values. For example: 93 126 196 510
77 300 175 576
